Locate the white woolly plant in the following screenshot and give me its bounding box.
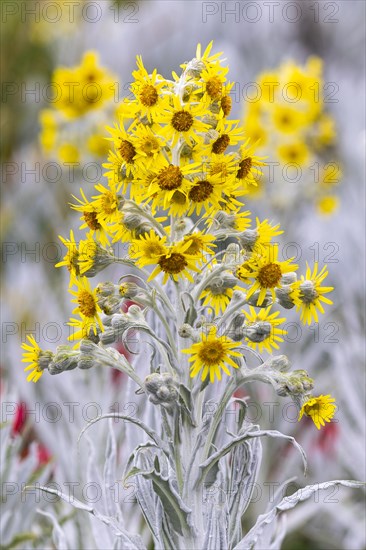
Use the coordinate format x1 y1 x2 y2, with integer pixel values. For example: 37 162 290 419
21 43 363 549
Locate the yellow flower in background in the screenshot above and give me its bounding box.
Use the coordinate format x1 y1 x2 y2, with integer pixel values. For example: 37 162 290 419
183 326 241 383
244 57 341 215
272 105 306 134
39 109 57 152
291 262 333 325
243 305 287 354
277 141 310 167
58 143 80 163
87 133 111 157
317 195 340 216
53 51 116 118
298 394 336 429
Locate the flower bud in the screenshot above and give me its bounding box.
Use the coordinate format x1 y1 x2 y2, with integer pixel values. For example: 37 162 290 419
99 296 122 315
281 272 297 285
238 229 258 251
266 354 291 372
144 373 178 408
119 282 139 298
298 280 318 303
96 281 116 297
244 321 271 343
48 346 78 375
276 285 296 309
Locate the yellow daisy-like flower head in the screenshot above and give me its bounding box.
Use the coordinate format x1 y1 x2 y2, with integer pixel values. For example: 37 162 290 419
316 195 339 216
200 286 235 316
182 326 241 383
277 141 310 167
91 181 122 224
271 104 306 134
182 231 216 261
243 305 287 354
160 95 209 147
148 240 201 284
69 277 104 341
290 262 333 325
130 55 170 122
236 139 266 188
22 335 53 383
298 394 336 429
236 245 298 306
129 230 168 267
71 188 111 247
55 230 80 285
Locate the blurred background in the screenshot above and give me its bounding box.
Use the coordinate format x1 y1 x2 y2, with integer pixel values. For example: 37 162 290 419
1 1 365 549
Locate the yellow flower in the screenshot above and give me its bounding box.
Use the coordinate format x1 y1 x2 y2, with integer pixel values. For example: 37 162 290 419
317 195 340 216
277 141 310 167
71 188 111 247
147 158 200 212
22 335 52 383
160 94 209 147
52 51 116 118
187 173 227 216
91 181 121 224
298 394 336 429
200 286 236 316
271 104 306 134
87 133 111 157
55 230 80 285
58 143 80 163
39 109 57 152
243 305 287 354
107 120 137 177
131 124 165 171
149 240 201 284
182 326 241 383
130 55 170 122
236 245 298 306
313 113 336 147
236 139 266 188
68 277 104 342
129 230 168 267
290 263 333 325
206 118 244 156
182 232 216 260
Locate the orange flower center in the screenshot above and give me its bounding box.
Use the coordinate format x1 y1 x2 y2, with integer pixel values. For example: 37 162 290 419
171 110 194 132
212 134 230 154
257 263 282 288
157 165 183 190
188 180 214 202
139 84 158 107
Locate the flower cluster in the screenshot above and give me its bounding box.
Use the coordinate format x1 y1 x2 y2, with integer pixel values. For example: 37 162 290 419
244 58 342 215
39 52 117 164
24 43 337 435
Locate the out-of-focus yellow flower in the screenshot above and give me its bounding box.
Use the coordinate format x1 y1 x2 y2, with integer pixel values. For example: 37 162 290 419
53 51 116 118
58 143 80 163
317 195 340 216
